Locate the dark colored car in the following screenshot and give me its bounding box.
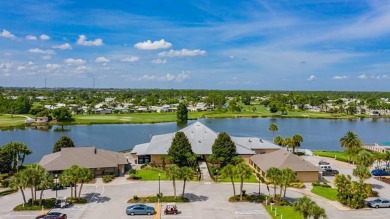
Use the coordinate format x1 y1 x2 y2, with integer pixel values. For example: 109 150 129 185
371 169 389 176
318 160 330 165
35 212 67 219
322 169 339 176
367 198 390 208
52 184 65 191
126 204 155 216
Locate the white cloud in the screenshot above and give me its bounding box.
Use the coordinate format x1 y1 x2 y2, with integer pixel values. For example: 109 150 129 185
95 56 110 63
39 34 50 40
121 56 139 62
26 35 37 40
158 49 207 57
64 58 86 65
76 35 103 46
0 29 16 39
28 48 55 55
28 61 34 65
137 72 190 82
42 55 52 60
307 75 317 81
46 64 61 70
152 59 167 64
373 75 390 79
332 75 349 80
52 43 72 50
134 39 172 50
17 66 26 71
357 74 368 79
0 62 13 73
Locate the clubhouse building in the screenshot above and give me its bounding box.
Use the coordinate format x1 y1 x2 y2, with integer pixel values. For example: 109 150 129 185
131 121 282 164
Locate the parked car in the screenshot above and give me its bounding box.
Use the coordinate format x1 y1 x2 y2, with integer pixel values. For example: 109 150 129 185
367 198 390 208
318 160 330 165
322 169 339 176
35 212 67 219
164 203 179 215
371 169 389 176
126 204 155 216
319 165 332 171
52 184 65 191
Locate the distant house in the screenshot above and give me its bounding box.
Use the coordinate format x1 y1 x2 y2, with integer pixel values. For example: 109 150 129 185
36 116 49 123
131 121 281 164
249 150 319 182
39 147 129 176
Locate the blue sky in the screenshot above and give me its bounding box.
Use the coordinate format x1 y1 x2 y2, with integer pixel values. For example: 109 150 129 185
1 0 390 91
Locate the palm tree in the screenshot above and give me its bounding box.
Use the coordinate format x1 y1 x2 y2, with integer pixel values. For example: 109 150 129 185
353 150 374 167
265 167 282 198
268 123 278 142
179 166 194 197
220 164 237 196
235 163 252 201
293 196 314 219
9 170 28 204
77 167 94 199
37 173 54 206
59 171 74 198
340 131 362 162
165 165 180 198
291 134 303 153
372 152 385 168
274 136 284 146
281 168 296 198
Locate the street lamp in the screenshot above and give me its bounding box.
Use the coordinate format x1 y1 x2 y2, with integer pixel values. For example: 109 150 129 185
215 169 218 183
158 173 161 197
54 173 58 198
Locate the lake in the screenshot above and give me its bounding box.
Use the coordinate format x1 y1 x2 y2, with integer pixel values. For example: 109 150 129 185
1 117 390 163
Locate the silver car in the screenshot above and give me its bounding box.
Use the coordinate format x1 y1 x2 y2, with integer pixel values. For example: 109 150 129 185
367 198 390 208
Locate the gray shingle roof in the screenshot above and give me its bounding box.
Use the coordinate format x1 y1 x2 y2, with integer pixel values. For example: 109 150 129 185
39 147 128 171
250 150 319 172
132 121 281 155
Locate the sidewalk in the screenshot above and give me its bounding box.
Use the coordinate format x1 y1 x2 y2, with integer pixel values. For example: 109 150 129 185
198 161 213 183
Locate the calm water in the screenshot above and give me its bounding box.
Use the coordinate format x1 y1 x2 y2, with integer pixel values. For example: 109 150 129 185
1 118 390 163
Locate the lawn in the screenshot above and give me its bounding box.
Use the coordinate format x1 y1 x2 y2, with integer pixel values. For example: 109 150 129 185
134 169 168 181
264 205 303 219
313 150 349 163
311 186 338 201
218 173 259 183
0 115 28 127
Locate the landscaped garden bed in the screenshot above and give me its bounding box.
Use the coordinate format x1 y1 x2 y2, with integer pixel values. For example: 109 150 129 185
14 198 56 211
128 195 189 203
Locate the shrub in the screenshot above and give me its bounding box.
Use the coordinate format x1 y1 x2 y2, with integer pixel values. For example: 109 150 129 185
127 174 141 180
127 169 137 175
13 198 56 211
67 197 88 204
102 175 115 183
290 182 305 188
133 195 140 201
1 179 9 188
128 195 189 203
229 194 266 203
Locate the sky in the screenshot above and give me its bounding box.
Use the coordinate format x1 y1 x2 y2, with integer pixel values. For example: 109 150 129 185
1 0 390 91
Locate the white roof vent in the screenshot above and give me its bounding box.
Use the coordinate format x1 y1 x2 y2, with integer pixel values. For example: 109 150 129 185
259 139 263 143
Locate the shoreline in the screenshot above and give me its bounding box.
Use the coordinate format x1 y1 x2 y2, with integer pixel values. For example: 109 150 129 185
1 111 389 129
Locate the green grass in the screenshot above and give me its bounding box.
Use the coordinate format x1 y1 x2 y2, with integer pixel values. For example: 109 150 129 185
264 205 303 219
0 189 17 197
311 186 338 201
0 115 28 127
13 198 56 211
313 150 349 163
218 173 259 183
134 169 168 181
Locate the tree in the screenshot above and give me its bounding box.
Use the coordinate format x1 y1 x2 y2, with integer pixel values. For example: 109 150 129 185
235 163 252 201
212 132 237 166
77 167 94 198
165 165 180 198
353 150 373 167
9 170 28 204
37 172 54 206
176 103 188 123
52 107 72 121
340 131 362 162
220 164 237 196
281 168 296 198
372 152 385 168
293 196 326 219
291 134 303 153
1 142 32 172
168 132 194 167
179 166 194 197
269 104 278 113
266 167 282 198
60 165 79 198
353 165 371 182
268 123 278 142
53 136 75 153
274 136 284 146
334 174 371 209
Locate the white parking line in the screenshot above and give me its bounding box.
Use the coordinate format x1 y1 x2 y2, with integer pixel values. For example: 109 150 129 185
373 209 388 218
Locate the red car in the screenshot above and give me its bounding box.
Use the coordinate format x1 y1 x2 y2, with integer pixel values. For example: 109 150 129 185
164 203 179 215
35 212 67 219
